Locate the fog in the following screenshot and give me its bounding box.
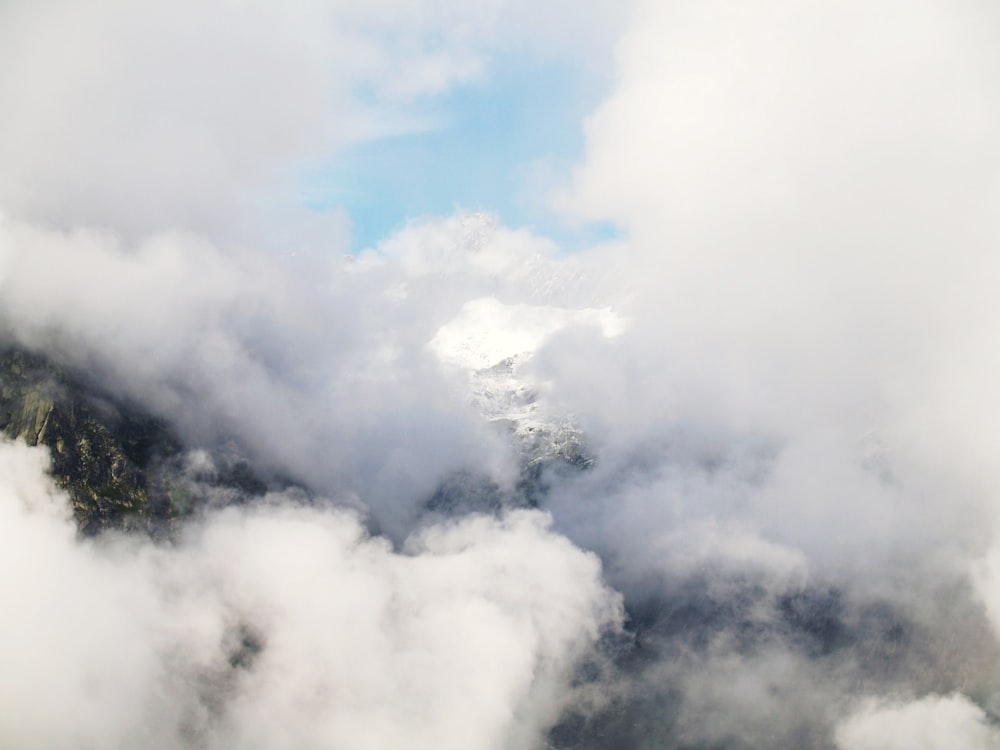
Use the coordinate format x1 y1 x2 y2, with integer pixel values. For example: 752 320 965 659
2 0 1000 747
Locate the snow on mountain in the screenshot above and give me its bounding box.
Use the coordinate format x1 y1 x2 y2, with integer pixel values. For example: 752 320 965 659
429 296 624 464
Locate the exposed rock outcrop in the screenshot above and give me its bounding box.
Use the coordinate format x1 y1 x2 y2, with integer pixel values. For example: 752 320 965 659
0 346 180 534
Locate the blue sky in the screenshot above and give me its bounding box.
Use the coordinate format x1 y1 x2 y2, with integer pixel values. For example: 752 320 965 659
299 54 618 252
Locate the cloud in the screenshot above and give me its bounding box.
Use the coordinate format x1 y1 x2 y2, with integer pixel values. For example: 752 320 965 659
3 0 1000 746
835 694 1000 750
533 1 1000 743
0 214 536 539
552 0 1000 460
0 0 627 243
0 437 621 748
532 0 1000 584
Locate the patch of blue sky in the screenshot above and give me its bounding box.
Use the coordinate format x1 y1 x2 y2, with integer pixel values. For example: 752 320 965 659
299 54 620 254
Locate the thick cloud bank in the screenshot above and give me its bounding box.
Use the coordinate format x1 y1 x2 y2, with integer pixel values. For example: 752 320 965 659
836 694 1000 750
3 0 1000 748
0 439 620 749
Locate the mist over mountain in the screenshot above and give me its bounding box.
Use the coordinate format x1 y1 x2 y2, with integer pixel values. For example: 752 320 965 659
3 1 1000 748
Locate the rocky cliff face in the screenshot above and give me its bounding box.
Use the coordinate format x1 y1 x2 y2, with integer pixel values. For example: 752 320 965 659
0 346 181 534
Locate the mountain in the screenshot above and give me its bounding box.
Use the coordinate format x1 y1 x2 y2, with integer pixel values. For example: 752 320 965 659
0 345 271 535
0 346 180 534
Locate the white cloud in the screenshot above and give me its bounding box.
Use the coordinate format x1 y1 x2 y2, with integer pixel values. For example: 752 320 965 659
4 0 1000 746
539 0 1000 582
553 0 1000 447
836 694 1000 750
0 437 621 749
0 215 523 539
0 0 628 242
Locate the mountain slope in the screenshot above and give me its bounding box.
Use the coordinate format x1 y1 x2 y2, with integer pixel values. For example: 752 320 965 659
0 346 183 534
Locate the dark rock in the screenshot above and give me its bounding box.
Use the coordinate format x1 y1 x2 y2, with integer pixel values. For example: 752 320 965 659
0 346 180 534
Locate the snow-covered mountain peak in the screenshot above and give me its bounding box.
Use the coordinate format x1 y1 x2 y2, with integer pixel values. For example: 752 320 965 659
430 296 624 463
